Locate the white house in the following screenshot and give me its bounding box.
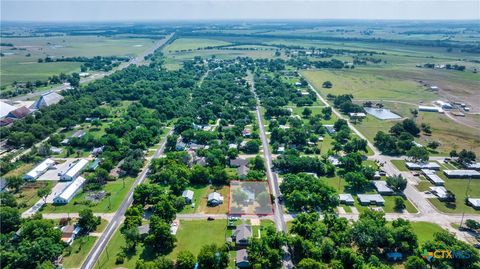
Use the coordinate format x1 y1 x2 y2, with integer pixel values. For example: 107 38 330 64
60 159 89 181
182 190 194 204
339 194 354 205
372 180 394 195
23 158 55 180
207 192 224 206
443 170 480 178
53 176 86 204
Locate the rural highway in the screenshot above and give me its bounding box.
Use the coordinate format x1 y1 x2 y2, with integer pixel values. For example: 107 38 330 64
248 71 293 269
81 128 173 269
12 33 175 102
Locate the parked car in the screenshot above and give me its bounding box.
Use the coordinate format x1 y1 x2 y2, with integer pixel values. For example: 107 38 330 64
207 216 215 221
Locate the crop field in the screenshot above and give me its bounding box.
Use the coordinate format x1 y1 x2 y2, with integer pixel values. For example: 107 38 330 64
164 38 231 52
1 36 155 86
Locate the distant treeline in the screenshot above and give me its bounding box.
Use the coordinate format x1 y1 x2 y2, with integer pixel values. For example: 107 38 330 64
39 56 130 72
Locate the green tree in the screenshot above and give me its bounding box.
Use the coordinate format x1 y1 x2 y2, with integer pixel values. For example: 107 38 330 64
394 197 406 211
386 174 407 192
256 191 271 208
6 176 23 193
176 250 196 269
197 244 229 269
37 186 51 203
302 107 312 118
145 216 176 254
78 208 101 234
244 140 260 154
344 172 369 192
406 146 429 163
297 258 326 269
404 256 427 269
465 219 480 231
0 206 21 233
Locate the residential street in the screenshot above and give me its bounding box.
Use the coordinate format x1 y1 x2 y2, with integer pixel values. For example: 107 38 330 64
81 128 173 269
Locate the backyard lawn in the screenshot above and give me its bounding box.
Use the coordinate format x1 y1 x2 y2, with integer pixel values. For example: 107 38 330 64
410 221 445 245
62 236 97 269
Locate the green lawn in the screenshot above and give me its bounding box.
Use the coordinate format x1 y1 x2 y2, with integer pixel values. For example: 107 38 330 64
41 177 135 213
391 160 409 172
62 236 97 269
410 221 445 245
167 220 228 260
428 176 480 214
180 184 210 214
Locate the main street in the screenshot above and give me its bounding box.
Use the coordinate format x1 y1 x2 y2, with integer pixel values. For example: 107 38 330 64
81 128 173 269
302 73 478 242
248 71 293 269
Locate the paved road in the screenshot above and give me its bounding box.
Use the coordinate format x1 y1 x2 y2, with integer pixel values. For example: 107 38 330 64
301 74 479 242
81 128 173 269
248 72 293 269
12 33 175 102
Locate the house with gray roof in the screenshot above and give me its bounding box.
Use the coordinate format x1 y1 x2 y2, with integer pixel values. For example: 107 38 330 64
372 180 394 195
443 170 480 178
30 91 64 110
232 224 252 246
207 192 224 206
467 198 480 210
421 169 444 186
230 158 248 167
182 190 194 204
236 249 250 268
357 194 385 206
339 194 354 205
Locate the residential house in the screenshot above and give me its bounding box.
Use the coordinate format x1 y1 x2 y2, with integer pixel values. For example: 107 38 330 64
467 198 480 210
443 170 480 178
182 190 194 204
237 165 249 179
207 192 224 206
405 162 441 170
339 193 354 205
429 186 449 200
60 225 81 245
0 101 17 118
372 181 394 195
236 249 250 268
71 130 86 139
230 158 248 168
232 224 252 246
357 194 385 206
421 169 444 186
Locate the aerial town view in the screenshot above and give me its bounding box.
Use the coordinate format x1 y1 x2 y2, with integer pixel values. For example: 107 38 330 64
0 0 479 268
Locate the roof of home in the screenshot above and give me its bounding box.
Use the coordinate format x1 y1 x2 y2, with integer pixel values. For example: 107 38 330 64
339 193 354 203
429 186 448 199
467 198 480 207
234 224 252 243
208 192 224 202
236 249 249 264
56 176 86 202
357 194 385 204
25 158 55 179
443 170 480 177
230 158 248 167
237 165 249 176
324 125 336 134
421 169 445 185
182 190 194 200
7 106 31 119
465 162 480 170
372 180 394 193
0 101 17 118
405 162 441 170
71 130 86 138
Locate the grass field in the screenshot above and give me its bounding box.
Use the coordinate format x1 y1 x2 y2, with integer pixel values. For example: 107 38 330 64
1 36 155 86
14 181 54 209
41 177 135 213
391 160 409 171
196 185 229 214
62 236 97 269
302 69 438 104
429 177 480 215
410 221 445 245
164 38 231 52
167 220 227 259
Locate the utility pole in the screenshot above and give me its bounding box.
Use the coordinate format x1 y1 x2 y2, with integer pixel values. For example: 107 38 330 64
459 176 472 228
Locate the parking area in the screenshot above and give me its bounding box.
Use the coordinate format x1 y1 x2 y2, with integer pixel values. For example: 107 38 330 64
37 158 78 181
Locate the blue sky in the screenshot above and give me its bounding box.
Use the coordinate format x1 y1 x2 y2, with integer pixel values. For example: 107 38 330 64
2 0 479 21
